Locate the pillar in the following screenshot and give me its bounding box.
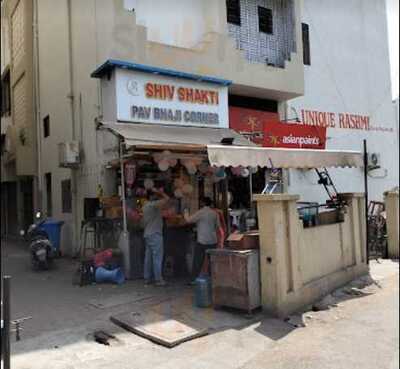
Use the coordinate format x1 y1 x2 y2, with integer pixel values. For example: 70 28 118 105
254 194 301 317
384 191 399 259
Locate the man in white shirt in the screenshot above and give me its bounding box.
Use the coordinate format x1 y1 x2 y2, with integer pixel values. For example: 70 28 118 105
184 197 220 283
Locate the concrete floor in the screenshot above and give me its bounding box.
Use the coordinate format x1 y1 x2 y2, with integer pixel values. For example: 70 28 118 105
2 239 399 369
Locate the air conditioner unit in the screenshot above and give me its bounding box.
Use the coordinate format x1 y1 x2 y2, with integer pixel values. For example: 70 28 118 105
368 153 381 170
58 141 80 168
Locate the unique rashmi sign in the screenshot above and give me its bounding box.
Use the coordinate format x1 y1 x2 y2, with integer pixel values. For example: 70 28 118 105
115 69 229 128
300 109 394 132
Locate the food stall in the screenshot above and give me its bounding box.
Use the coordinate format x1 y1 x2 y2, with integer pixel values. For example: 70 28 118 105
98 121 254 279
90 60 366 300
98 120 364 283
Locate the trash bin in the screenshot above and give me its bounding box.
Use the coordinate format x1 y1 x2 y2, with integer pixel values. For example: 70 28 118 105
39 220 64 252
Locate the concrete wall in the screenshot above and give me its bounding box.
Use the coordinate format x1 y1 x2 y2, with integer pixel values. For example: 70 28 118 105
34 0 76 253
124 0 208 49
385 190 399 259
91 0 305 101
1 2 11 73
6 0 37 177
395 98 399 141
1 2 15 183
287 0 399 203
255 192 368 317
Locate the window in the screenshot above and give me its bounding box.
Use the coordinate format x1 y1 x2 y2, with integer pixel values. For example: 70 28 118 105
229 94 278 112
226 0 241 26
45 173 52 216
1 70 11 116
258 7 273 34
302 23 311 65
43 115 50 137
61 179 72 213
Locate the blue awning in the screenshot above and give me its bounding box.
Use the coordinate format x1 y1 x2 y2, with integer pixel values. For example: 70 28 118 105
91 59 232 86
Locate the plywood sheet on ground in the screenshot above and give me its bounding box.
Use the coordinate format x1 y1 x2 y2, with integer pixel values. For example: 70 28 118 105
110 311 208 348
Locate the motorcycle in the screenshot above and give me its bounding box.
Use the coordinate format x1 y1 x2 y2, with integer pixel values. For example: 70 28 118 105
21 212 54 271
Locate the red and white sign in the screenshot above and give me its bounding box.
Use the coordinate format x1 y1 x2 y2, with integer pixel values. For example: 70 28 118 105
264 121 326 149
229 106 326 149
229 107 280 145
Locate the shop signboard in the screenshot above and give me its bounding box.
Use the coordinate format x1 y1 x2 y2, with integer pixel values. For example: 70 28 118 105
263 121 326 149
229 106 280 145
298 108 393 132
229 106 326 149
114 69 229 128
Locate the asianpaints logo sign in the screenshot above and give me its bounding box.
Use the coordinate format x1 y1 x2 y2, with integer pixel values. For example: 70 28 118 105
264 122 326 149
281 134 321 146
229 107 326 149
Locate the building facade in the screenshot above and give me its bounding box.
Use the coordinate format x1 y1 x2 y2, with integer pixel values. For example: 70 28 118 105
1 0 36 237
286 0 399 203
1 0 397 253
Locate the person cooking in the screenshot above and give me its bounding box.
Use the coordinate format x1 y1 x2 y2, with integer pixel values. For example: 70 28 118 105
142 188 170 287
184 197 220 284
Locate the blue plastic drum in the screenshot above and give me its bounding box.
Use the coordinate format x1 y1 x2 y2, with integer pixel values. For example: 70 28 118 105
39 220 64 251
95 267 125 285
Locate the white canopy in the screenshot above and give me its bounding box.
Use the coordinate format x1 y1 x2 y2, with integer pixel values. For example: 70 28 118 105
100 121 363 169
100 121 253 149
207 145 364 169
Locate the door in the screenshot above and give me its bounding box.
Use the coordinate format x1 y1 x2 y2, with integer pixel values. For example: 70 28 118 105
21 178 34 232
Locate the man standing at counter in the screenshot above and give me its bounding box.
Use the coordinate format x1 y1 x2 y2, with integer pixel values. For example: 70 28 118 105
143 189 170 287
184 197 220 284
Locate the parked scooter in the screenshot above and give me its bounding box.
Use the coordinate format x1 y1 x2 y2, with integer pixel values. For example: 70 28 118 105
21 212 54 270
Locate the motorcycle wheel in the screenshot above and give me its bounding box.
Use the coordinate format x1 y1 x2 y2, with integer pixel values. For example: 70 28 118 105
31 257 40 271
40 260 49 270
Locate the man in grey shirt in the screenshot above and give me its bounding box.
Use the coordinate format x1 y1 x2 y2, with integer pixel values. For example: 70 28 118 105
184 197 220 282
142 189 169 286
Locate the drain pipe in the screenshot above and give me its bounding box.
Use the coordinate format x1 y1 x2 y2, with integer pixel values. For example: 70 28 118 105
67 0 80 253
33 0 43 212
67 0 76 139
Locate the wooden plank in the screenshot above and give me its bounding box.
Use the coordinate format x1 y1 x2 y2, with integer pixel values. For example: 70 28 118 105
110 311 208 348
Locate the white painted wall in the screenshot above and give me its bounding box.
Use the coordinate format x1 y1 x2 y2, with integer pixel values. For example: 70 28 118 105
124 0 208 49
287 0 399 202
394 98 399 134
37 0 75 253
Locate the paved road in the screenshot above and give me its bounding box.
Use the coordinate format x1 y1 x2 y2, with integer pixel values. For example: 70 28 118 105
240 272 399 369
3 239 399 369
